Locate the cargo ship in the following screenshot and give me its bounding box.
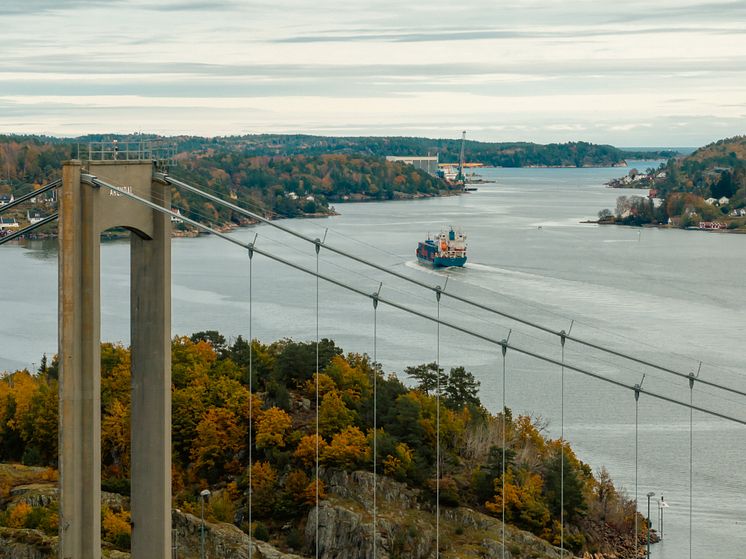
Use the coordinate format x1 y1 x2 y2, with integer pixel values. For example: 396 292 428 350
416 228 467 267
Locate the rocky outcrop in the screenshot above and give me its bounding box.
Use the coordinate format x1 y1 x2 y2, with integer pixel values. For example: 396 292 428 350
8 485 57 509
0 528 55 559
305 470 566 559
171 510 304 559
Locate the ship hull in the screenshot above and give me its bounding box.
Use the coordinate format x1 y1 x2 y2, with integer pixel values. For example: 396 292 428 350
417 254 467 268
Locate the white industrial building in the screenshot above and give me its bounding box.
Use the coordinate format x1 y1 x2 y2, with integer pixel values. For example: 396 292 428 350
386 155 439 176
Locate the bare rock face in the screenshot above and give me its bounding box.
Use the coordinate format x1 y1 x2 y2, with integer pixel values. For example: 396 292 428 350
171 510 305 559
8 485 58 509
304 470 570 559
0 528 54 559
0 510 303 559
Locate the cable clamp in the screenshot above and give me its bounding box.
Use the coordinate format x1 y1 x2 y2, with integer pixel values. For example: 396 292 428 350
248 234 258 259
500 329 512 356
634 374 646 402
371 282 382 309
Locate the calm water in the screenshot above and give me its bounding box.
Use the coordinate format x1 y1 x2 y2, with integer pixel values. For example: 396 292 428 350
2 162 745 557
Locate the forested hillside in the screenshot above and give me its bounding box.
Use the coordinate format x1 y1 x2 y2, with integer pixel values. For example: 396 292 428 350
0 334 645 557
602 136 746 229
0 136 450 225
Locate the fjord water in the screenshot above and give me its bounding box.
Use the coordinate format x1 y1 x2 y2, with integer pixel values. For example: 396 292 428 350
2 163 745 557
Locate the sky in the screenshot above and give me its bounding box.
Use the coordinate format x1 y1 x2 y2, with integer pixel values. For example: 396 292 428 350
0 0 744 145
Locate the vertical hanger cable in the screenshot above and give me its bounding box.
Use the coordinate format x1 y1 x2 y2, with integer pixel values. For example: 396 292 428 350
314 240 320 559
501 337 508 559
435 287 441 558
248 242 254 559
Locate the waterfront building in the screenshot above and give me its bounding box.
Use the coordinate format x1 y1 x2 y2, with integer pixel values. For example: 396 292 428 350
386 155 439 176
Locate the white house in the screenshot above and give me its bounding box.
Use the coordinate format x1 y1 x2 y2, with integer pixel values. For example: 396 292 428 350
705 198 718 206
170 208 184 224
718 196 730 205
0 217 20 230
26 211 45 224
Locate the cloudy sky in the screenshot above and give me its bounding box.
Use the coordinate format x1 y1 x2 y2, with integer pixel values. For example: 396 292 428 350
1 0 744 145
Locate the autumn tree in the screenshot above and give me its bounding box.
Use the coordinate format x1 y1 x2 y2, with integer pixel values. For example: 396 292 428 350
191 408 245 482
250 461 278 518
294 434 327 468
318 390 356 437
255 407 293 449
321 426 369 469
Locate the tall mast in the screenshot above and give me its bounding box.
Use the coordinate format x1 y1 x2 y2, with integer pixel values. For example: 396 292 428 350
458 130 466 184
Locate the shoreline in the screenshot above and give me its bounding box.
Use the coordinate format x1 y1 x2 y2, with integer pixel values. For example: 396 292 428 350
4 189 462 243
587 219 746 234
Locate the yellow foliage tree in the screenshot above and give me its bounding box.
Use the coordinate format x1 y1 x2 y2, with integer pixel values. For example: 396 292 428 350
321 426 369 469
318 390 356 437
6 502 32 528
251 461 278 517
191 407 245 480
102 506 132 542
304 373 337 401
486 469 551 534
102 399 131 475
255 406 292 449
324 355 371 403
302 478 325 506
383 442 414 480
294 434 327 467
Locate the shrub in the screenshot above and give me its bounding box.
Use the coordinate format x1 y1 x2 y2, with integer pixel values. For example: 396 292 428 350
253 521 270 541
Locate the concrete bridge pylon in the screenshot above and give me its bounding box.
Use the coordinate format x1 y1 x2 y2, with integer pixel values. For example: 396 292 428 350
58 159 171 559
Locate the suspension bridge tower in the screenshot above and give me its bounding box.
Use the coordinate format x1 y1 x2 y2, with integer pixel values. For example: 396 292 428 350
58 142 175 559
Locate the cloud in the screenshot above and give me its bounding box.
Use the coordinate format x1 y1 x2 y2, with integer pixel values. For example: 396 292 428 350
140 0 239 11
0 0 123 15
273 25 744 44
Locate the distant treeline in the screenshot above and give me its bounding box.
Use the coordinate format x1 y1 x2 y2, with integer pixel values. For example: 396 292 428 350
172 134 672 167
0 136 449 221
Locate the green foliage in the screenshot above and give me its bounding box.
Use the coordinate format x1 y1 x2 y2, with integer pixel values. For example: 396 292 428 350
272 338 342 386
253 521 270 541
444 366 481 409
544 447 587 523
405 362 446 395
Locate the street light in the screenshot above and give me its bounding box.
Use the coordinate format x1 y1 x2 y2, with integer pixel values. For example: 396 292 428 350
658 495 669 540
200 489 211 559
646 492 655 559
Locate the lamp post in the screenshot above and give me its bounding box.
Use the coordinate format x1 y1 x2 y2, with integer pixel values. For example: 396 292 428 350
200 489 211 559
658 495 669 540
646 492 655 559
